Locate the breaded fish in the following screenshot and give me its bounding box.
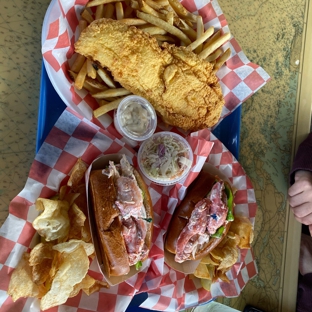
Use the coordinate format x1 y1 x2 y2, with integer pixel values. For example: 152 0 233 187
75 18 224 131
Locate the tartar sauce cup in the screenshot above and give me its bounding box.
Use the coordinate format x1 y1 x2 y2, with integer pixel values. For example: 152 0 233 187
138 131 193 186
114 95 157 146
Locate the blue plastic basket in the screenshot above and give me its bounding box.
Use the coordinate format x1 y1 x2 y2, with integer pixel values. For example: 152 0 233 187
36 62 241 311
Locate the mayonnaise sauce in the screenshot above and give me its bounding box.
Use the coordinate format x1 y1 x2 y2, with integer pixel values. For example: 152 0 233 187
120 101 149 135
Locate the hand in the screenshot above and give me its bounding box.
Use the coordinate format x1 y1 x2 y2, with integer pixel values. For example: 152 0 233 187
288 170 312 227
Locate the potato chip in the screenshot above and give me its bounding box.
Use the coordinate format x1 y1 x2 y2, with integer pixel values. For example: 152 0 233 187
48 251 62 282
230 216 254 249
29 242 55 266
52 239 95 257
85 279 109 295
216 270 230 283
59 185 68 200
194 263 211 279
195 221 251 288
70 275 109 297
207 264 216 281
68 203 87 240
200 277 212 291
64 192 81 206
33 198 70 242
69 274 96 298
187 274 195 280
226 230 240 241
29 243 56 285
73 184 88 215
32 259 53 285
67 158 88 190
8 253 47 301
200 254 219 266
81 222 92 243
210 248 224 261
40 245 89 311
217 246 238 273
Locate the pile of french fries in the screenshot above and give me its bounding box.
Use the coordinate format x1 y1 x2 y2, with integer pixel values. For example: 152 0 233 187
68 0 231 118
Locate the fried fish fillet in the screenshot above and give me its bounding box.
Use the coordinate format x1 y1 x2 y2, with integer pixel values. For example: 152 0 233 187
75 18 224 131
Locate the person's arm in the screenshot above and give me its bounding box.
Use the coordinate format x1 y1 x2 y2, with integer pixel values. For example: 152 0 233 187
288 133 312 232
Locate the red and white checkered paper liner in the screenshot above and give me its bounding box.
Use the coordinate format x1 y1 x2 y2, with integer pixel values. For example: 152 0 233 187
0 108 257 312
41 0 270 129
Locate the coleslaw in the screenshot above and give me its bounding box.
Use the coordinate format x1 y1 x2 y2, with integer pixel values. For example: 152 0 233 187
138 132 193 185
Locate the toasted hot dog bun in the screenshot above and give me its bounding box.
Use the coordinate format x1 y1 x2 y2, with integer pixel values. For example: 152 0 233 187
165 170 234 261
89 164 153 277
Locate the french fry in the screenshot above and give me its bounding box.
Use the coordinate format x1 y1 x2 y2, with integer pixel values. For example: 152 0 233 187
130 0 140 9
166 11 174 25
115 2 124 19
105 97 123 102
98 99 110 106
97 67 117 88
119 18 147 25
196 15 204 38
74 61 88 90
199 32 231 59
167 0 197 22
69 70 108 93
203 29 221 50
195 15 204 54
87 59 97 79
154 0 169 6
141 26 167 35
178 19 197 41
140 0 166 20
70 54 86 73
213 47 231 72
87 0 125 7
137 11 191 45
145 0 165 10
84 78 108 91
210 60 216 67
81 9 94 24
95 4 104 20
93 97 126 118
79 19 88 32
104 3 115 18
206 48 223 62
187 26 214 51
153 34 176 43
92 88 131 99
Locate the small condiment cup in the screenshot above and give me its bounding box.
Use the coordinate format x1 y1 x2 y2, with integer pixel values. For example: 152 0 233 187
114 95 157 146
138 131 193 186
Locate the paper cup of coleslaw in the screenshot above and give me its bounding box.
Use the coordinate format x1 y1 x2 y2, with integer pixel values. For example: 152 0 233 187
138 131 193 186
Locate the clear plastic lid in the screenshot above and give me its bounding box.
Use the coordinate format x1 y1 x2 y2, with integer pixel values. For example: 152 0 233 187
138 131 193 186
114 95 157 142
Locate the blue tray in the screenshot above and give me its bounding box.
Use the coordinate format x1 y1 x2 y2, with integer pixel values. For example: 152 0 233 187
36 62 241 311
36 63 241 159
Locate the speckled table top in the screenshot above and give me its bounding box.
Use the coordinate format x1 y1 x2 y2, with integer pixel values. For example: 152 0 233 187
0 1 310 311
0 0 50 222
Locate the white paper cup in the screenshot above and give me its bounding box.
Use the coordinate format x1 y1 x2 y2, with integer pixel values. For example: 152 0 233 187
114 95 157 147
